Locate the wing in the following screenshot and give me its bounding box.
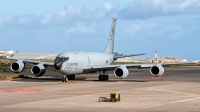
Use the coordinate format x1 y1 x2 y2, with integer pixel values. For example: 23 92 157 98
83 62 196 72
6 58 54 67
84 64 140 71
114 53 146 59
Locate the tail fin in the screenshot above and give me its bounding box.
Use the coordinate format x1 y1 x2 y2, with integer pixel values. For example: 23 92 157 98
104 18 117 53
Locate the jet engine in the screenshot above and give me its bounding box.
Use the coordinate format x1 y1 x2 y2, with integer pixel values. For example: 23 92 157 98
150 65 164 77
10 61 25 73
114 66 129 79
31 64 46 77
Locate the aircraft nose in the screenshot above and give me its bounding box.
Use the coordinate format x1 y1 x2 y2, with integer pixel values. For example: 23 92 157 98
54 58 64 70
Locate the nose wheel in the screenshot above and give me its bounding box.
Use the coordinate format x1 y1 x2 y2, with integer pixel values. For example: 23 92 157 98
62 75 68 82
99 71 109 81
62 74 76 82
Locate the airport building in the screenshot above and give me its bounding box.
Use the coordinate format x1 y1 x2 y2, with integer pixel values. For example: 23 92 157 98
115 57 188 63
115 50 188 63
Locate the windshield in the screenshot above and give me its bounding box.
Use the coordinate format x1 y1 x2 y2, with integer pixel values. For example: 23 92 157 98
55 57 69 62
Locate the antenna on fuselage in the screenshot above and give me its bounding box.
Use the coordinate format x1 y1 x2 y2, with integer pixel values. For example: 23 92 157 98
104 18 117 54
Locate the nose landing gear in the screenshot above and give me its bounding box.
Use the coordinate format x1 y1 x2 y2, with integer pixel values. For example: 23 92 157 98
99 71 109 81
62 75 68 82
62 74 76 82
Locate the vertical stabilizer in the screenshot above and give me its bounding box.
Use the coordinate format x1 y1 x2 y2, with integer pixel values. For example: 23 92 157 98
104 18 117 53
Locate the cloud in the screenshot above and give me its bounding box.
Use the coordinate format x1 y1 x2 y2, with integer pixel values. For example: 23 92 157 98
65 22 96 34
40 14 52 24
104 2 113 11
123 22 157 36
1 0 200 26
0 15 12 26
119 0 200 19
120 21 185 41
56 4 84 21
36 1 120 25
94 1 120 19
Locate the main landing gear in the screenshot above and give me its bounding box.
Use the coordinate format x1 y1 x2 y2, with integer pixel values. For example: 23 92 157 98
62 74 75 82
62 75 68 82
99 71 109 81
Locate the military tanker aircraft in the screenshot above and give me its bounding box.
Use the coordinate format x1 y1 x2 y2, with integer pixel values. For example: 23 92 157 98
8 18 194 82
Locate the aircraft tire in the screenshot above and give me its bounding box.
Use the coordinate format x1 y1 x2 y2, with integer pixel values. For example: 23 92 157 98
99 75 109 81
105 75 109 81
99 75 104 81
62 75 68 82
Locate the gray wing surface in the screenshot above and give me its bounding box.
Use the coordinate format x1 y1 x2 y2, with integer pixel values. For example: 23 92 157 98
6 58 54 67
83 64 150 72
114 53 146 59
84 62 196 71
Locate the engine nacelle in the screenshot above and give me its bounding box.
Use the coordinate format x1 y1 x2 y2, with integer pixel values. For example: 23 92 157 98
31 64 46 77
150 65 164 77
114 66 129 79
10 61 25 73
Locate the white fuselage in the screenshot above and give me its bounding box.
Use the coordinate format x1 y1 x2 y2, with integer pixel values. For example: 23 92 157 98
57 52 114 75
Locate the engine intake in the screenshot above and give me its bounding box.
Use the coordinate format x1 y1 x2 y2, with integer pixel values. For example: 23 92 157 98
114 66 129 79
31 64 46 77
10 61 25 73
150 65 164 76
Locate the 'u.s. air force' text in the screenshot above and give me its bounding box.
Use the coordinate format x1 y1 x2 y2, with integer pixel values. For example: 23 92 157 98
67 63 78 66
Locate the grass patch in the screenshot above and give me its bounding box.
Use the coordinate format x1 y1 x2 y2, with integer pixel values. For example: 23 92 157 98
0 74 20 80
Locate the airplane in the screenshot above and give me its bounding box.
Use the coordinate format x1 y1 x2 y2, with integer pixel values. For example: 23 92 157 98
7 18 195 82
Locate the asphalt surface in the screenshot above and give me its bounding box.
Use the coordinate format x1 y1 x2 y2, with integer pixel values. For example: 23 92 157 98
1 66 200 112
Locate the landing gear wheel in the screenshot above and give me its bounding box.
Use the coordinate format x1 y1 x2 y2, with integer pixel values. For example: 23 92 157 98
105 75 109 81
62 75 68 82
98 75 109 81
99 75 104 81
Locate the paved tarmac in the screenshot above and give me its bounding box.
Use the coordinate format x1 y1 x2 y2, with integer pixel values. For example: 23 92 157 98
1 66 200 112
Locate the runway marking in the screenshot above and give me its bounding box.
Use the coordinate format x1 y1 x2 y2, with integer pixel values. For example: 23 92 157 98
147 88 198 96
68 80 84 82
145 89 200 109
3 88 43 93
42 82 61 84
169 97 200 104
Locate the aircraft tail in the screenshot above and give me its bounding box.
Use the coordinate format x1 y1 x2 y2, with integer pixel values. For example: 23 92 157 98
104 18 117 53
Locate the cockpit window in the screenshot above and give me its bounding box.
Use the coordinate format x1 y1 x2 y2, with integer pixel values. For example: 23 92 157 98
55 57 69 62
54 57 69 70
61 57 69 61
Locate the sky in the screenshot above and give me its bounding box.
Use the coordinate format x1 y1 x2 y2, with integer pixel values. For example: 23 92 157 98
0 0 200 60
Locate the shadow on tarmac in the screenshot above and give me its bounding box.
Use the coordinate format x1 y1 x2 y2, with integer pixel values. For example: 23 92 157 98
11 76 148 83
86 80 148 82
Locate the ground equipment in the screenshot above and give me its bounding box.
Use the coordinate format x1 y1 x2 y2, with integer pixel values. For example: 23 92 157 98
99 92 120 102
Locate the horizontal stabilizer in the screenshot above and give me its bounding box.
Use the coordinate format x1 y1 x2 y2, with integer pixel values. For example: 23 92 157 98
114 53 146 59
